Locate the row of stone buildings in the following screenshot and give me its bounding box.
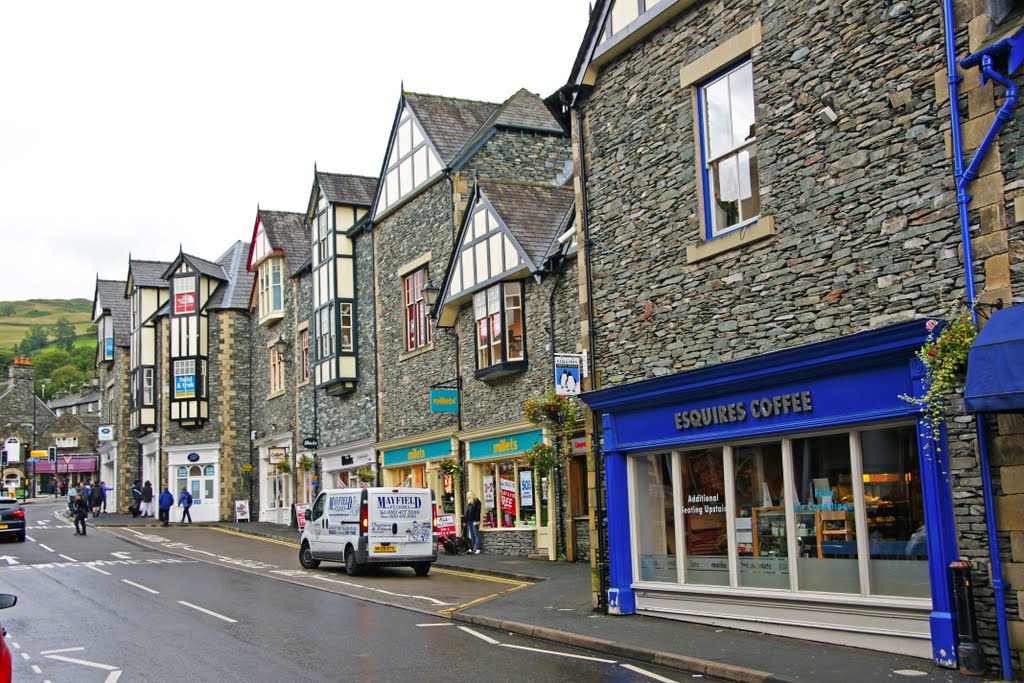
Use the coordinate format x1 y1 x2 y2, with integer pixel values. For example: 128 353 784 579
67 0 1024 676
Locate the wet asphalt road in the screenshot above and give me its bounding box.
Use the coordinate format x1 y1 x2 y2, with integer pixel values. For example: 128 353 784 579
0 502 710 682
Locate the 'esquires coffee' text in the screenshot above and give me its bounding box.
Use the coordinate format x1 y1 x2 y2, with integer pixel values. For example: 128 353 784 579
675 391 813 430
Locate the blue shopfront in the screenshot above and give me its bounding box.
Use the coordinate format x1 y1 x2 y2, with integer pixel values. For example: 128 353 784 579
582 321 959 663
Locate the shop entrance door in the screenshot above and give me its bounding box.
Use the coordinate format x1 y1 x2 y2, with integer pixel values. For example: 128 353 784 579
176 464 217 522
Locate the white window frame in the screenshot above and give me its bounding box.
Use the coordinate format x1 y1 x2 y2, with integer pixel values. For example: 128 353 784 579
258 257 284 322
472 282 525 370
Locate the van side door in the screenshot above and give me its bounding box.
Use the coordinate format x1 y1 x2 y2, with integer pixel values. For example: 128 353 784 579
307 493 327 553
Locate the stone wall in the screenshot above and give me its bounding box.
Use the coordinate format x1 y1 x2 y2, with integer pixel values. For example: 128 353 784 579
479 529 535 556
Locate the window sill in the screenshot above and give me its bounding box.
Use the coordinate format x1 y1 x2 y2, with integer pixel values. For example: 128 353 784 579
686 215 775 264
399 342 435 362
267 389 286 400
475 360 528 382
258 311 285 327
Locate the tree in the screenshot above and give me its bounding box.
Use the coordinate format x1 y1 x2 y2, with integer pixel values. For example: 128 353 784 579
31 348 71 379
70 345 95 373
50 365 85 395
51 317 76 352
0 349 12 378
17 325 49 355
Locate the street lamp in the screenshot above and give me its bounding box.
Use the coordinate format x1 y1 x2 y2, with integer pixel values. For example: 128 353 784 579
422 281 440 308
273 335 288 356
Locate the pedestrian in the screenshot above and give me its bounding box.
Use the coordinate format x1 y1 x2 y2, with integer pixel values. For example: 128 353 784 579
141 481 154 517
178 485 193 524
100 481 111 514
73 493 89 536
67 482 78 516
158 486 174 526
89 481 103 518
130 480 143 517
464 492 482 554
59 479 67 498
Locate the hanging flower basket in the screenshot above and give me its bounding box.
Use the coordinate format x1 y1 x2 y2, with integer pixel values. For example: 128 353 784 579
519 442 560 477
900 302 977 449
297 455 315 472
356 467 375 484
239 463 255 479
523 387 580 438
438 456 461 479
276 458 292 475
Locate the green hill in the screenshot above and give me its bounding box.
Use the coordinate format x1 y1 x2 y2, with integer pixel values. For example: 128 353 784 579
0 298 94 352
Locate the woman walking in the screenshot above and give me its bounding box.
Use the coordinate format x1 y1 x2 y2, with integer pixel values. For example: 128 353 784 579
141 481 154 517
464 492 482 554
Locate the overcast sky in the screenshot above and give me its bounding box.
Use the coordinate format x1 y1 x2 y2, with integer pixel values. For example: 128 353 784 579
0 1 592 302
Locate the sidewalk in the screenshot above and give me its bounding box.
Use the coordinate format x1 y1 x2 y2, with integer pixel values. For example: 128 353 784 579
73 506 995 683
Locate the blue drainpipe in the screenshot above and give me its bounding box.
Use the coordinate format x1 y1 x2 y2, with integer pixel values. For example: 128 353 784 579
941 4 1016 679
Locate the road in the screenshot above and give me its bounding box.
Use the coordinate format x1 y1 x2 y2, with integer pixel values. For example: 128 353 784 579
0 501 706 682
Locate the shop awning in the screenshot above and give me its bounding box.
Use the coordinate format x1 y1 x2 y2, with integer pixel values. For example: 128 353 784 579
964 304 1024 413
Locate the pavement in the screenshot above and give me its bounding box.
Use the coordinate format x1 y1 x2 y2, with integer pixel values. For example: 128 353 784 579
29 496 1001 683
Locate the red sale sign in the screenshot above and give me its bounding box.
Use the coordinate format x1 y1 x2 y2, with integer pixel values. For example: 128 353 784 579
499 477 517 515
435 513 456 536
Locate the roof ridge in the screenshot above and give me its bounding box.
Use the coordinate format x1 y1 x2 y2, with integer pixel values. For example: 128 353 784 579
404 90 500 107
317 171 377 181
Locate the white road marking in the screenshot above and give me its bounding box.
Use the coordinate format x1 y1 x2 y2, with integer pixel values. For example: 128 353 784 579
416 623 453 627
39 647 84 655
500 643 617 664
121 579 159 595
44 654 118 671
0 555 20 565
10 643 19 650
31 665 41 674
38 544 54 552
85 564 111 576
110 552 132 560
58 554 76 562
893 671 928 677
25 535 34 542
458 626 500 645
620 663 679 682
104 671 122 683
20 652 30 660
177 601 237 624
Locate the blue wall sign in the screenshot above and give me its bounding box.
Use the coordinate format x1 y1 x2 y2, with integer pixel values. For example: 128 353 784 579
430 388 459 413
104 337 114 359
187 453 200 462
175 374 196 398
381 439 451 467
468 430 543 461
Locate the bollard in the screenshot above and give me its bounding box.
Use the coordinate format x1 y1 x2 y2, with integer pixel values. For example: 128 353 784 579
950 559 986 676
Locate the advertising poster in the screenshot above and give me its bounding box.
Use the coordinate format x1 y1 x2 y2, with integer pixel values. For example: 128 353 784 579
175 291 196 314
174 374 196 398
483 476 495 508
295 504 310 530
234 500 250 522
499 477 517 515
435 513 456 536
520 470 534 507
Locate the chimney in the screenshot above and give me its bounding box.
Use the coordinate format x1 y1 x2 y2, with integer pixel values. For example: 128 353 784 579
8 356 34 383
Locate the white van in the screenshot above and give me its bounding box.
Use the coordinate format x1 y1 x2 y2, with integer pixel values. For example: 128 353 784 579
299 487 437 576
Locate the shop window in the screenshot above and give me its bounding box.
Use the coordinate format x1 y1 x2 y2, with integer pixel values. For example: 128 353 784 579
404 268 432 352
734 442 787 589
792 433 859 594
861 425 929 598
480 459 545 529
634 453 676 583
473 281 526 378
680 448 728 586
569 455 589 517
698 60 760 238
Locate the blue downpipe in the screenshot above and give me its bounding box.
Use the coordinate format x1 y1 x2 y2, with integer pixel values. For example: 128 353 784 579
942 3 1015 678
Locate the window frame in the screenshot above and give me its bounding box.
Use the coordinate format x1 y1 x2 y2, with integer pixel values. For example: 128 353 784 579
258 257 285 322
299 327 310 383
269 344 285 396
404 267 433 353
472 281 527 378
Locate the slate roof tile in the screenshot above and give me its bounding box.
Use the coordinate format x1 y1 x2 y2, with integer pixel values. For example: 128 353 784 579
95 279 131 348
318 172 377 207
405 92 498 164
258 210 309 277
479 181 575 268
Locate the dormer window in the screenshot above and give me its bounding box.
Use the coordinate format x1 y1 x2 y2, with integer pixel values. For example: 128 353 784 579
473 281 526 379
258 257 284 324
381 110 443 211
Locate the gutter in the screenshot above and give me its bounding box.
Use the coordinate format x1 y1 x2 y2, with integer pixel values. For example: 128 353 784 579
942 4 1016 679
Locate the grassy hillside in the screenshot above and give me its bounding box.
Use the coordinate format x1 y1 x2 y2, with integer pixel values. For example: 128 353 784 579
0 298 94 351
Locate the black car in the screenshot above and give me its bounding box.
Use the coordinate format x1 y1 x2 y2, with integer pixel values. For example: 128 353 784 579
0 498 25 542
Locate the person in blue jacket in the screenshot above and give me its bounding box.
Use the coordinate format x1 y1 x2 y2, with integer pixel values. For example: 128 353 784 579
178 485 193 524
158 486 174 526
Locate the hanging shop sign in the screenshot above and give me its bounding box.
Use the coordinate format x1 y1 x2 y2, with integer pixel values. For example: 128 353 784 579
467 430 543 461
381 439 451 467
98 425 114 442
302 437 319 450
554 354 583 396
430 388 459 413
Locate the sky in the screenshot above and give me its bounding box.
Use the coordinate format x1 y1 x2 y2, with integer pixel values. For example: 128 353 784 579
0 1 593 302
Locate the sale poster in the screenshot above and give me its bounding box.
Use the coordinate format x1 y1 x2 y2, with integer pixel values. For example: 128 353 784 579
520 470 534 507
499 476 517 515
483 476 495 508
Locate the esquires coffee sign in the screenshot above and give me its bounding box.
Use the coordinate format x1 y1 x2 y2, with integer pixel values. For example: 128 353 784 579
675 391 814 431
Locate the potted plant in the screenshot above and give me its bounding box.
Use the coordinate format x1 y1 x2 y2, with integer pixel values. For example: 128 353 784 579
297 454 315 472
356 467 375 484
276 458 292 475
438 456 461 479
900 302 977 450
520 442 558 477
523 387 580 439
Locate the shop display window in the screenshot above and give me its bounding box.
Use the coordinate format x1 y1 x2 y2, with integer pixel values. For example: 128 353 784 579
792 433 859 594
680 448 728 586
734 443 788 589
479 459 545 529
634 453 676 582
861 426 929 598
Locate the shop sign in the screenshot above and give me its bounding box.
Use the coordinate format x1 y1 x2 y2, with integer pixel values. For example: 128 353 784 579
430 388 459 413
435 513 456 536
174 291 196 314
570 437 587 455
174 374 196 398
520 470 534 507
483 476 495 508
104 337 114 359
187 453 200 462
467 430 543 461
554 354 583 396
295 504 311 530
98 425 114 442
381 439 451 467
674 391 814 431
302 437 319 449
499 477 517 515
234 499 250 522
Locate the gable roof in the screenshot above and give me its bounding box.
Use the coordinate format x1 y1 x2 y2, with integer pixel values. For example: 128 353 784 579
251 209 309 277
163 250 228 282
404 92 498 165
450 89 565 169
126 259 171 295
207 241 253 311
318 172 377 207
568 0 612 88
479 181 575 267
94 278 131 348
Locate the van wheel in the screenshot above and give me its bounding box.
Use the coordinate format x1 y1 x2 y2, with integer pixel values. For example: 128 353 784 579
344 547 362 576
299 542 320 569
413 562 430 577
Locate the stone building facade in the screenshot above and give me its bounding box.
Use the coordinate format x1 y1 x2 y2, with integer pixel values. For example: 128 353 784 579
0 358 55 491
565 0 1022 673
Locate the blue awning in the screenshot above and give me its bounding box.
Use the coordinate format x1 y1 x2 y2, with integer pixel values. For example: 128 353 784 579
964 304 1024 413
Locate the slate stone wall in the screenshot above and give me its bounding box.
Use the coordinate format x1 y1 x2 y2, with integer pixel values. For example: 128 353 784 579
462 130 573 187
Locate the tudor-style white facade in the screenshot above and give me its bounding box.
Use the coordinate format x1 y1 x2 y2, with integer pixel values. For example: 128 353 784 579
126 260 169 435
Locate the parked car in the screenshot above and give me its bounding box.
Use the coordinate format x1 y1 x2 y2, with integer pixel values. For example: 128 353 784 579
0 498 25 542
0 593 17 683
299 487 437 576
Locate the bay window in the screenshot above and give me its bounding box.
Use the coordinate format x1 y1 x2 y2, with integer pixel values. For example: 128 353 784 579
258 257 284 322
473 281 525 376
